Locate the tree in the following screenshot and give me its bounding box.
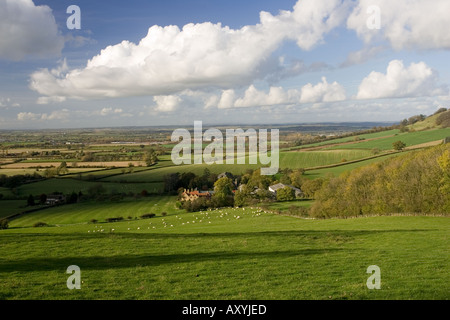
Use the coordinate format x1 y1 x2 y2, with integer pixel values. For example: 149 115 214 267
144 150 158 166
392 140 406 151
289 168 305 189
276 186 295 202
27 194 35 207
212 177 234 207
301 178 324 199
57 161 68 175
39 193 47 205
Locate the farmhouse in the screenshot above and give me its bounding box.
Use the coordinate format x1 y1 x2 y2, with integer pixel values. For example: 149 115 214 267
181 189 214 202
45 194 66 205
268 183 303 198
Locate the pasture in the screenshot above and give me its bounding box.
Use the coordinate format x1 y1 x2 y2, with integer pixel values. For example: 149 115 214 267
0 203 448 300
325 128 450 151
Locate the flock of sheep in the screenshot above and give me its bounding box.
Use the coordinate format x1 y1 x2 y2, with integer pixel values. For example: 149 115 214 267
86 207 269 234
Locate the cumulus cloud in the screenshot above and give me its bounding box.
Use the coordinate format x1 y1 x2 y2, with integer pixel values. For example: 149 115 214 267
100 107 123 116
217 90 236 109
0 0 64 61
356 60 447 100
347 0 450 50
153 95 182 112
0 97 21 108
214 77 346 109
17 112 41 121
17 109 70 121
30 0 350 101
300 77 347 103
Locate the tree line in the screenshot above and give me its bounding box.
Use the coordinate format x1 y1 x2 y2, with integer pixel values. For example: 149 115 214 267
309 144 450 218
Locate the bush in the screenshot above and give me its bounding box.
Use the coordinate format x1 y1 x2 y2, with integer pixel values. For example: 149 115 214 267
89 219 98 224
0 219 9 230
393 140 407 151
161 212 167 217
105 217 124 222
140 213 156 219
33 222 48 227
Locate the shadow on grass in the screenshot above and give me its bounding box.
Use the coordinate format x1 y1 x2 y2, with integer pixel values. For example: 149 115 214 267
0 228 435 273
0 248 346 273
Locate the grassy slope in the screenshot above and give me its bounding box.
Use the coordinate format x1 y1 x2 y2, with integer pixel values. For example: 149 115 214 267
15 178 163 197
325 128 450 151
1 210 448 300
9 196 178 227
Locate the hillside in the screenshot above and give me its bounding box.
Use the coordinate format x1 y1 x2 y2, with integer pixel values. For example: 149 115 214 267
407 109 450 130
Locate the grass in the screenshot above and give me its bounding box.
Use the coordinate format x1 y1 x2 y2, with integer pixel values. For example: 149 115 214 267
304 152 405 178
0 200 28 219
279 149 373 169
15 178 164 197
283 129 400 151
9 196 178 227
0 209 448 300
325 128 450 151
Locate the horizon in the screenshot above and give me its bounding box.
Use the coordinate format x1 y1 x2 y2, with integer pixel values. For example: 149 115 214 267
0 120 399 132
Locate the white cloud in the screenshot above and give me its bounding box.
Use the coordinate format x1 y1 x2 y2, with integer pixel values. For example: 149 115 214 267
0 97 21 108
17 112 40 121
0 0 64 61
300 77 347 103
235 85 290 108
347 0 450 50
41 109 70 121
153 95 182 112
217 90 236 109
356 60 447 100
30 0 350 101
214 77 346 109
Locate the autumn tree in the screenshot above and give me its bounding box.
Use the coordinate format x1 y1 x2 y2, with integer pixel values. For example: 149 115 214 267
276 186 295 202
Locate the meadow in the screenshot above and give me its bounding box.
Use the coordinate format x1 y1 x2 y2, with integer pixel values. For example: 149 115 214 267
0 202 448 300
1 120 449 300
325 128 450 151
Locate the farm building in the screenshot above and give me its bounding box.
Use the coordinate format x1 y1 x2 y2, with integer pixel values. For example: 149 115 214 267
45 194 66 206
268 183 303 198
180 189 214 202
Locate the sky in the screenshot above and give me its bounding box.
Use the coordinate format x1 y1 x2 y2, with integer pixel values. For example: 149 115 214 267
1 0 450 129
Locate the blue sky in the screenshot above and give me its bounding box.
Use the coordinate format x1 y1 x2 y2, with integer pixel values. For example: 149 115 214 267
1 0 450 129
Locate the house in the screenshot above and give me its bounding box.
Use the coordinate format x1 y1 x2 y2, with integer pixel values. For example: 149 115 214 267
217 172 234 180
45 194 66 206
180 189 214 202
268 183 303 198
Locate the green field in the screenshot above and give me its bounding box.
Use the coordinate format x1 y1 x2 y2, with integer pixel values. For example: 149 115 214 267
325 128 450 151
283 129 401 151
14 178 163 197
1 125 449 300
0 200 28 219
9 196 177 227
279 149 373 169
304 152 405 178
0 202 448 299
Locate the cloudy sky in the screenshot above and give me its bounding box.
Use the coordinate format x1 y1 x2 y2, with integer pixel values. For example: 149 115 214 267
1 0 450 129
